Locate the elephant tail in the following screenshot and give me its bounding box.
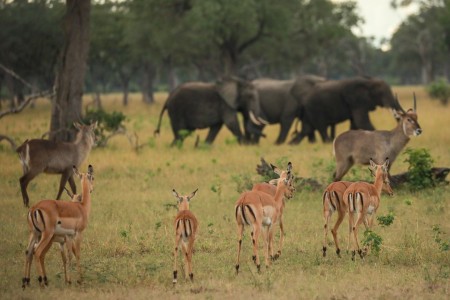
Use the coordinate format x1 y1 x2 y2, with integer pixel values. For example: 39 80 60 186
154 101 168 137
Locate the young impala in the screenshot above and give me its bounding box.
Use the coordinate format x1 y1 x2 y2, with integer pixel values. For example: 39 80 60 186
22 165 94 289
172 188 199 284
252 170 296 260
235 162 293 274
343 158 391 260
322 176 393 258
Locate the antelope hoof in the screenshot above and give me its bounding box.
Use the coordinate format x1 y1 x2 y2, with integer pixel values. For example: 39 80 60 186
351 251 356 261
336 248 341 258
256 264 261 273
235 264 240 274
189 273 194 282
22 277 30 289
252 255 257 264
323 246 327 257
358 249 364 259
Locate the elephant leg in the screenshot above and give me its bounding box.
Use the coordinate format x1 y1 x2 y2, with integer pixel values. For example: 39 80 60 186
289 120 312 145
245 122 265 144
318 126 332 143
351 110 375 130
329 125 336 140
205 124 223 144
275 117 295 145
223 114 243 144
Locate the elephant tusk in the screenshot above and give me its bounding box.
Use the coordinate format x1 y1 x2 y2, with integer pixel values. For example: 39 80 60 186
257 116 270 125
249 111 262 126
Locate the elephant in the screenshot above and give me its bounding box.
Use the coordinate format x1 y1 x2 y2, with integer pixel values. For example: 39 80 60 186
246 75 326 144
289 77 401 145
154 77 267 146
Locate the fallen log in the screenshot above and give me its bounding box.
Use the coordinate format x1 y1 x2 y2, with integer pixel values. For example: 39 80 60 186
256 157 449 191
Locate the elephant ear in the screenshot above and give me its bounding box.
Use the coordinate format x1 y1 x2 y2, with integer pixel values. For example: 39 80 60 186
217 80 238 109
344 78 376 110
290 75 324 102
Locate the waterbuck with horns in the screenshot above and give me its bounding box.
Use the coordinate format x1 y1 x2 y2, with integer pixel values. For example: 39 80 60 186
16 122 97 207
333 94 422 182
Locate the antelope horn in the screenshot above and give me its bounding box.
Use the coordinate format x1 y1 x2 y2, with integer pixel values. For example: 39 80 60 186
395 94 405 113
413 92 417 112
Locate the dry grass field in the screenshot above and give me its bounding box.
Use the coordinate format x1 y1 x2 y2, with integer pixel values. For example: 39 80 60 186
0 86 449 299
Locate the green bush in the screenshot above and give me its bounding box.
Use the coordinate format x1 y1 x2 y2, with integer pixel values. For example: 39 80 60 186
362 229 383 255
427 78 450 105
377 213 395 227
82 109 127 146
403 148 435 190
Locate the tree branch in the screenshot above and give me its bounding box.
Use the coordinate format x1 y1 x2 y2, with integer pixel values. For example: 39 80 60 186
0 134 18 151
0 90 54 120
0 63 34 90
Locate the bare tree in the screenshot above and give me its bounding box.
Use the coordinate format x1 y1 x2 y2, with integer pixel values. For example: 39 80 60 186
50 0 91 142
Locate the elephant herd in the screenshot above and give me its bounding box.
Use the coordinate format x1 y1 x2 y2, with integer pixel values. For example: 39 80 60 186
154 76 401 146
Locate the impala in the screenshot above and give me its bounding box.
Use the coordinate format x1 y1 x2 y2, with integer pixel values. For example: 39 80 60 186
235 162 292 274
343 158 391 260
172 188 199 284
322 176 393 258
22 165 94 288
333 95 421 182
17 122 96 207
252 171 295 260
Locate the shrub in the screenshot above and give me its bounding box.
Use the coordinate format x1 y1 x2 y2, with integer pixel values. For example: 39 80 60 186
82 109 127 146
377 213 395 227
403 148 435 190
362 229 383 256
427 78 450 106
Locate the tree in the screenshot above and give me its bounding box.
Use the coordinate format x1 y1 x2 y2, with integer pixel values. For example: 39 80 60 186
0 1 64 108
50 0 91 142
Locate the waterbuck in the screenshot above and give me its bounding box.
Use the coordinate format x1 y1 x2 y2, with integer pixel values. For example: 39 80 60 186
16 122 97 207
333 95 422 182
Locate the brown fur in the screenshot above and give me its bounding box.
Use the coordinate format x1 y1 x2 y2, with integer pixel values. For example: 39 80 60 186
342 159 391 260
23 165 94 288
235 163 293 274
333 99 421 181
17 122 96 207
172 189 198 284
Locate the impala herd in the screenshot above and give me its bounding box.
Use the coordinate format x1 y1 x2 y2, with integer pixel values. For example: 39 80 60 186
18 96 422 288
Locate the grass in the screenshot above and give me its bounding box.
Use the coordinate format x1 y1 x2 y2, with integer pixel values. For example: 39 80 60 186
0 86 449 299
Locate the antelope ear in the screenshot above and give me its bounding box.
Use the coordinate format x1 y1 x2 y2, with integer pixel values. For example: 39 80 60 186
271 164 281 176
383 158 390 170
74 122 82 130
391 109 403 122
88 164 94 175
369 158 377 168
268 179 278 185
188 188 198 201
287 162 292 173
172 189 180 199
73 165 81 177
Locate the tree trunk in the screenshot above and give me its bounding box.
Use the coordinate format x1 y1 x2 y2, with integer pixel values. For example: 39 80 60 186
122 79 130 106
50 0 90 142
166 58 178 93
141 62 155 104
5 73 15 109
